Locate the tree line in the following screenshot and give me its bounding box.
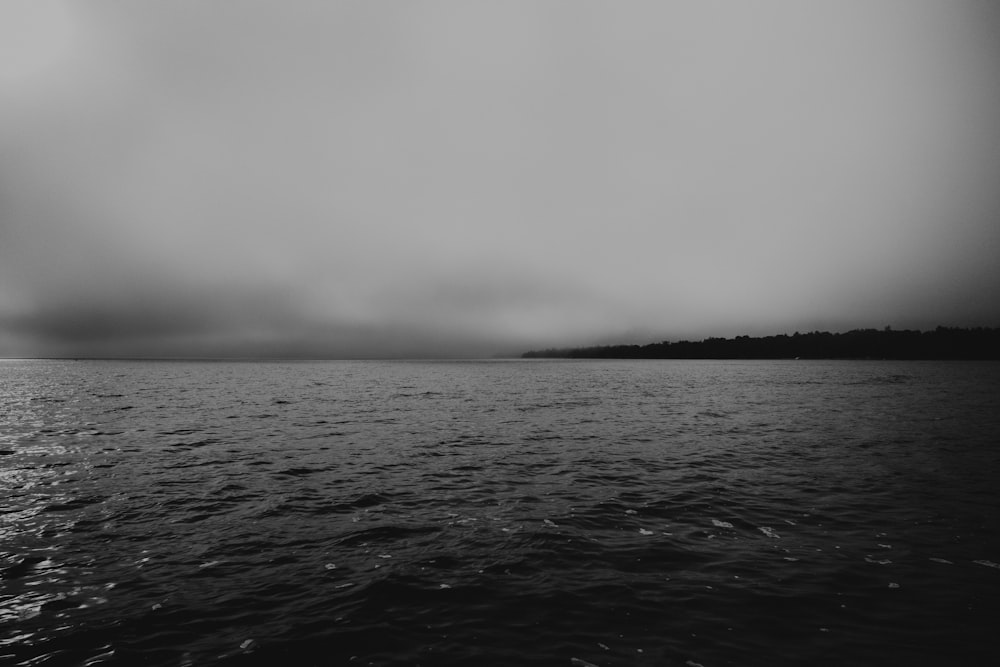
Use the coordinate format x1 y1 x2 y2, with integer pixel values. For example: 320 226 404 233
522 327 1000 360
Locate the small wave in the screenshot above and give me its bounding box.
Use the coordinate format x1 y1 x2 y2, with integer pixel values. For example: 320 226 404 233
333 524 441 547
273 467 321 477
1 555 47 580
343 492 393 509
41 496 106 513
167 438 219 449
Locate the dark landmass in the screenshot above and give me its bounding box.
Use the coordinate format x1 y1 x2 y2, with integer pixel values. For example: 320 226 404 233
522 327 1000 360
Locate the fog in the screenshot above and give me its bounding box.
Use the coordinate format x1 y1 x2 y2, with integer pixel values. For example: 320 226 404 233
2 1 999 358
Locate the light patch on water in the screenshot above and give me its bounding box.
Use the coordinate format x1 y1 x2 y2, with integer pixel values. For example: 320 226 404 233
864 556 892 565
712 519 734 529
973 560 1000 570
758 526 780 539
79 648 116 667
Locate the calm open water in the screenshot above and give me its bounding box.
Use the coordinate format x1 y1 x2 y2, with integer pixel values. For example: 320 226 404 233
2 359 999 666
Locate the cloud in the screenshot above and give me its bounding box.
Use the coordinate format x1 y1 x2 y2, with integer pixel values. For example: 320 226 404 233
2 1 1000 357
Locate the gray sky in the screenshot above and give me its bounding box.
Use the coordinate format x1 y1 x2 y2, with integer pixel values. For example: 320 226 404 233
2 1 999 358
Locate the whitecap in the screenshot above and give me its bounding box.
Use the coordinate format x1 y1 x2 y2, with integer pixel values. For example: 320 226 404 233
974 559 1000 569
929 557 953 565
758 526 780 539
639 528 654 536
711 519 734 529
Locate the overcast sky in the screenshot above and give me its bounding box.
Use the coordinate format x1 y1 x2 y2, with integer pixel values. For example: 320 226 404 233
2 1 999 358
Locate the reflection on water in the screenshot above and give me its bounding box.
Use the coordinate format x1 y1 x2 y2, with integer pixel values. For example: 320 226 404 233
1 359 999 666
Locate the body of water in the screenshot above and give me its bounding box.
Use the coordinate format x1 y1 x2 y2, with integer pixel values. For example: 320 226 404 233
2 359 999 666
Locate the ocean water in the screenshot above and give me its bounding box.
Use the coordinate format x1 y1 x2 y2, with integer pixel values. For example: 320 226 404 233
2 358 999 666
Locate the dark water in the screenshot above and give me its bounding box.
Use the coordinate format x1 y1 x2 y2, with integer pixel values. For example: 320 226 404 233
2 359 999 666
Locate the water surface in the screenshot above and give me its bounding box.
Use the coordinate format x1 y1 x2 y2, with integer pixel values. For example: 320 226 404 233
2 359 999 665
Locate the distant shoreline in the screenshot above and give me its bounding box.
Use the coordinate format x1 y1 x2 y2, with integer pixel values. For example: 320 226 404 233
522 327 1000 360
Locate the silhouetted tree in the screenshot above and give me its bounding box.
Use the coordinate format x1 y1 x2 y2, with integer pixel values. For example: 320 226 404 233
522 327 1000 359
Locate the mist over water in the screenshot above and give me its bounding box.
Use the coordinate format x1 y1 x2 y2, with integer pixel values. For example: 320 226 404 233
3 359 999 666
2 1 1000 358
